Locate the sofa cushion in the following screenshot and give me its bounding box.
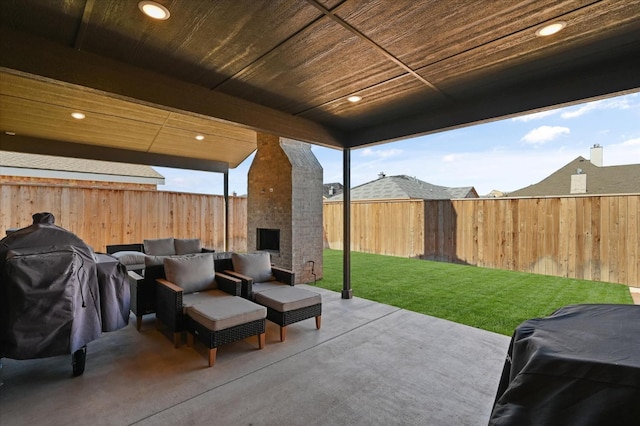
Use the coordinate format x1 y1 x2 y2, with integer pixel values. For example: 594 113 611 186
175 238 201 255
144 254 171 267
111 250 146 266
252 281 288 295
164 253 216 294
254 287 321 312
144 238 176 256
232 252 275 283
186 291 266 331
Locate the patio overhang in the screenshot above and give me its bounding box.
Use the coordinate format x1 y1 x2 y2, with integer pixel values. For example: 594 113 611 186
1 1 639 298
1 1 639 163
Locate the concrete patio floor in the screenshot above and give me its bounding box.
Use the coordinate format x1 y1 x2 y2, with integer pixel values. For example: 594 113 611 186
0 285 510 425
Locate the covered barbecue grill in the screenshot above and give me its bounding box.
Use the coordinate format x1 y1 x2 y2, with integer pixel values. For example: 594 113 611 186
0 213 129 376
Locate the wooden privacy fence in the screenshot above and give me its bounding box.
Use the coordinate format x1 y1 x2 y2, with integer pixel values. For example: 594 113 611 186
0 183 248 253
323 195 640 287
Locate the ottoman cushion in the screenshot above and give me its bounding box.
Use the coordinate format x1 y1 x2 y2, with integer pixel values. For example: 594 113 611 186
255 287 321 312
252 281 289 295
187 293 266 332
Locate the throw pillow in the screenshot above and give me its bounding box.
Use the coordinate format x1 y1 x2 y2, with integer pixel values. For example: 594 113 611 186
144 238 176 256
164 253 216 293
111 251 146 266
174 238 201 255
231 251 275 283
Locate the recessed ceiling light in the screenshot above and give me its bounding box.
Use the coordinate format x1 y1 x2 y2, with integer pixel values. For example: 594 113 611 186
536 21 566 37
195 135 205 141
347 95 362 103
71 112 86 120
138 1 170 20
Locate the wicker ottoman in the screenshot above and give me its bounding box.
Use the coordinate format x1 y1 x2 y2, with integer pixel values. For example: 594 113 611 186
254 287 322 342
186 295 266 367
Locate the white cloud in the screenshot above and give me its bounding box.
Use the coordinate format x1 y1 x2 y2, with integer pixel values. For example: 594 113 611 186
359 147 403 158
512 110 558 122
561 97 634 119
521 126 570 145
442 154 459 162
601 138 640 166
619 137 640 147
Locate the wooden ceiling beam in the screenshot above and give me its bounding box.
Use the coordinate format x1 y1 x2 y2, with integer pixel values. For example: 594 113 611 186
0 27 346 150
0 133 229 173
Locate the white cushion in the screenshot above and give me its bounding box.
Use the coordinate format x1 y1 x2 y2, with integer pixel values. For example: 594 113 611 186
232 251 275 283
164 253 216 294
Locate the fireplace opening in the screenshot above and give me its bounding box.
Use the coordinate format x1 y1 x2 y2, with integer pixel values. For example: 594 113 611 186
257 228 280 253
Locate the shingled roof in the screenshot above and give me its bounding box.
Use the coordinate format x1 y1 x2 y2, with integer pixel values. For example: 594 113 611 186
329 175 477 201
508 156 640 196
0 150 164 184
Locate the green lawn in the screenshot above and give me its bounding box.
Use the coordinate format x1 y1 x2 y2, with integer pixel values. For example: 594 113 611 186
315 249 633 336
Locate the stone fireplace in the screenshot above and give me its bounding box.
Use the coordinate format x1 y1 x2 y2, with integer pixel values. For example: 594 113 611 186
247 133 323 284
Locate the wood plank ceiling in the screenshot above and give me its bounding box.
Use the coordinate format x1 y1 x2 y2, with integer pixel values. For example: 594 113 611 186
1 0 639 171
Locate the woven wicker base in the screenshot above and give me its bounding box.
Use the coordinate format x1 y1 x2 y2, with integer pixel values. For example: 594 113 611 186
187 317 266 367
265 303 322 341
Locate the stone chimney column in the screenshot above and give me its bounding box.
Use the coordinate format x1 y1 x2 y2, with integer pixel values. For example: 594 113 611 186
247 133 323 284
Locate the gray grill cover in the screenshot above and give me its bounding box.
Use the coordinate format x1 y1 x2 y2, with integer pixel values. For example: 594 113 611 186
0 213 127 360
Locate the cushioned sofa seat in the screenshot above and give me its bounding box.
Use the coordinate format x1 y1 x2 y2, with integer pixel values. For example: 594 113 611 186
186 293 266 332
107 238 222 331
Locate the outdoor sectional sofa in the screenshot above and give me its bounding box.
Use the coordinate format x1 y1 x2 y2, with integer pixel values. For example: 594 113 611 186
106 238 218 330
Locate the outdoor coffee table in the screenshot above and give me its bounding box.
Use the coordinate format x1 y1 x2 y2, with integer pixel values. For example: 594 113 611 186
253 286 322 341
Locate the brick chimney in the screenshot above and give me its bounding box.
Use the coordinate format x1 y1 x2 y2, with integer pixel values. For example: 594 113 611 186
247 133 323 284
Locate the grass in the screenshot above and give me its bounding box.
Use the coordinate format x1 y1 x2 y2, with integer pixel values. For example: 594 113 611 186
314 249 633 336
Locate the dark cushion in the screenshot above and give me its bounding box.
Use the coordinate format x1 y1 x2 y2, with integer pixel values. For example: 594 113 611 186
232 251 275 283
144 238 176 256
164 253 216 294
174 238 201 255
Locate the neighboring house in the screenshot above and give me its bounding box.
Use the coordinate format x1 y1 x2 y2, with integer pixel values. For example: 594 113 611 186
0 151 165 190
329 174 478 201
323 182 343 199
508 145 640 197
484 190 507 198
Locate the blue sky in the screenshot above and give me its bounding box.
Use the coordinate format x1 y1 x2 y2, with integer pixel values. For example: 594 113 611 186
156 92 640 196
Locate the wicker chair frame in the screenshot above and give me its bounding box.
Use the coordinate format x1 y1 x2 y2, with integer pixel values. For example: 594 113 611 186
187 317 266 367
265 303 322 342
155 273 242 348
